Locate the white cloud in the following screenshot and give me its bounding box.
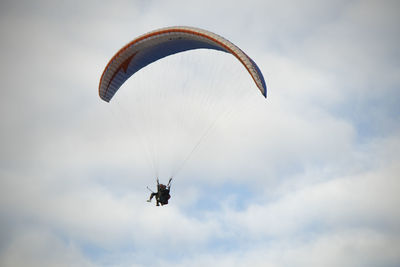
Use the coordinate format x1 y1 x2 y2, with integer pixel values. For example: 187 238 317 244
0 228 94 267
1 0 399 266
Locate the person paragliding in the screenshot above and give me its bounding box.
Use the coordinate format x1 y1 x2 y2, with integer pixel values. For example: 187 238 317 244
147 177 172 206
99 27 267 207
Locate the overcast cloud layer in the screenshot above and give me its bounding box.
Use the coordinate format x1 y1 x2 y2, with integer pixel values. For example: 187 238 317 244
1 0 399 266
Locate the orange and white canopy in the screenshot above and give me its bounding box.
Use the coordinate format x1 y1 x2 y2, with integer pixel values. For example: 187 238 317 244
99 26 266 102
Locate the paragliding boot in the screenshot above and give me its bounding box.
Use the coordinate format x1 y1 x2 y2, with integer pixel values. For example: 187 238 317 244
147 193 160 206
147 192 156 202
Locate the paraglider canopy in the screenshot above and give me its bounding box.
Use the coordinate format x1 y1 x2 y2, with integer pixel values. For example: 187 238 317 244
98 26 267 179
99 26 267 102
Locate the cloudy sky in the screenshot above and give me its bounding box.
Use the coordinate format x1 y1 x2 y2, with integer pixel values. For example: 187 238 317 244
1 0 399 266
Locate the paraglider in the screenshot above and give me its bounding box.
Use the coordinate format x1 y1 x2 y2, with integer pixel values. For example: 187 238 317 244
147 178 172 206
98 26 267 206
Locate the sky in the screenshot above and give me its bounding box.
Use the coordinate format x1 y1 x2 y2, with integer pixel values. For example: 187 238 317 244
0 0 399 266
